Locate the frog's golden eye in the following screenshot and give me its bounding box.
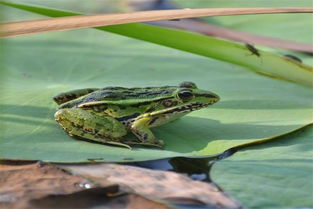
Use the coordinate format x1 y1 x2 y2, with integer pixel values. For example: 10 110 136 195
177 89 194 102
179 81 197 89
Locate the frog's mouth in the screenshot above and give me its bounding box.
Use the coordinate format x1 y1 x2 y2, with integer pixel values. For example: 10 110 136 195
187 100 219 110
165 99 219 114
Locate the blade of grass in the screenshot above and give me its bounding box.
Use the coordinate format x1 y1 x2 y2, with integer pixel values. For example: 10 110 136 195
1 6 312 37
1 2 313 87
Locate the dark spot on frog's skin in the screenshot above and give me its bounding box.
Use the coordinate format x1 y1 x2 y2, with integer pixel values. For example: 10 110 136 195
148 90 170 96
54 94 78 104
121 90 133 94
245 43 260 57
67 94 77 99
162 100 173 107
126 90 171 99
284 54 302 63
87 88 96 93
70 122 83 129
116 113 140 122
83 127 93 133
145 106 156 113
130 102 148 108
148 117 158 126
93 105 107 112
162 105 193 114
143 133 148 141
123 157 134 160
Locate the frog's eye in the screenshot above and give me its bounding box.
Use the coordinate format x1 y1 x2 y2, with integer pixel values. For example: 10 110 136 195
179 81 197 89
177 89 194 102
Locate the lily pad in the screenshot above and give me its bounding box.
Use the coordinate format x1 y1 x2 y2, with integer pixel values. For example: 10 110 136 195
0 4 312 162
211 125 313 209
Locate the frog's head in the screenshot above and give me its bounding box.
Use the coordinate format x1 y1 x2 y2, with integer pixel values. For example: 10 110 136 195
177 81 219 108
156 82 220 114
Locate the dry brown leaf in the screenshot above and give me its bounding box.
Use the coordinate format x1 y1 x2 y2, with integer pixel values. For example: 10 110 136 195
1 7 312 37
0 162 176 209
0 162 89 201
61 163 241 208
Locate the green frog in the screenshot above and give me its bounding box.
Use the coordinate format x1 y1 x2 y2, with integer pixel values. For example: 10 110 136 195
53 82 219 148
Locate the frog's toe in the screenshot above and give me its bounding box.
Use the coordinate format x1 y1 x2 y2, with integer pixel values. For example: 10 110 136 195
158 140 164 146
152 139 164 148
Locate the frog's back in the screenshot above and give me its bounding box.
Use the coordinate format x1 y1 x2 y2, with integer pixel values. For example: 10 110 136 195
59 85 177 108
97 86 177 102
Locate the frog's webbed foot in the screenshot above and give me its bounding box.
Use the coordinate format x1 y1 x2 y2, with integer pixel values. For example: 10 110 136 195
130 116 164 147
54 108 130 148
53 88 99 105
121 136 164 148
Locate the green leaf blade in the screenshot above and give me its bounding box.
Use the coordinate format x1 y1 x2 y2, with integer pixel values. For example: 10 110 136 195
2 1 313 87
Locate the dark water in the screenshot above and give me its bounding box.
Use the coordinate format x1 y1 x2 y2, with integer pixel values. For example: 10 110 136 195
126 148 236 182
125 148 238 209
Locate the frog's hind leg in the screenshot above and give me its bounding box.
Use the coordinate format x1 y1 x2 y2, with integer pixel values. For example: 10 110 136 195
67 126 131 149
53 88 99 105
54 108 130 148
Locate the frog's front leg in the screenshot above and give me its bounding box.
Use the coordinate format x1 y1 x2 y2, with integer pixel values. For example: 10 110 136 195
130 115 164 147
53 88 99 105
54 108 131 148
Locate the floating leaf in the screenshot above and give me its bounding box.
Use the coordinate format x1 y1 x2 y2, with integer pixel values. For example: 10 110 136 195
211 125 313 209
